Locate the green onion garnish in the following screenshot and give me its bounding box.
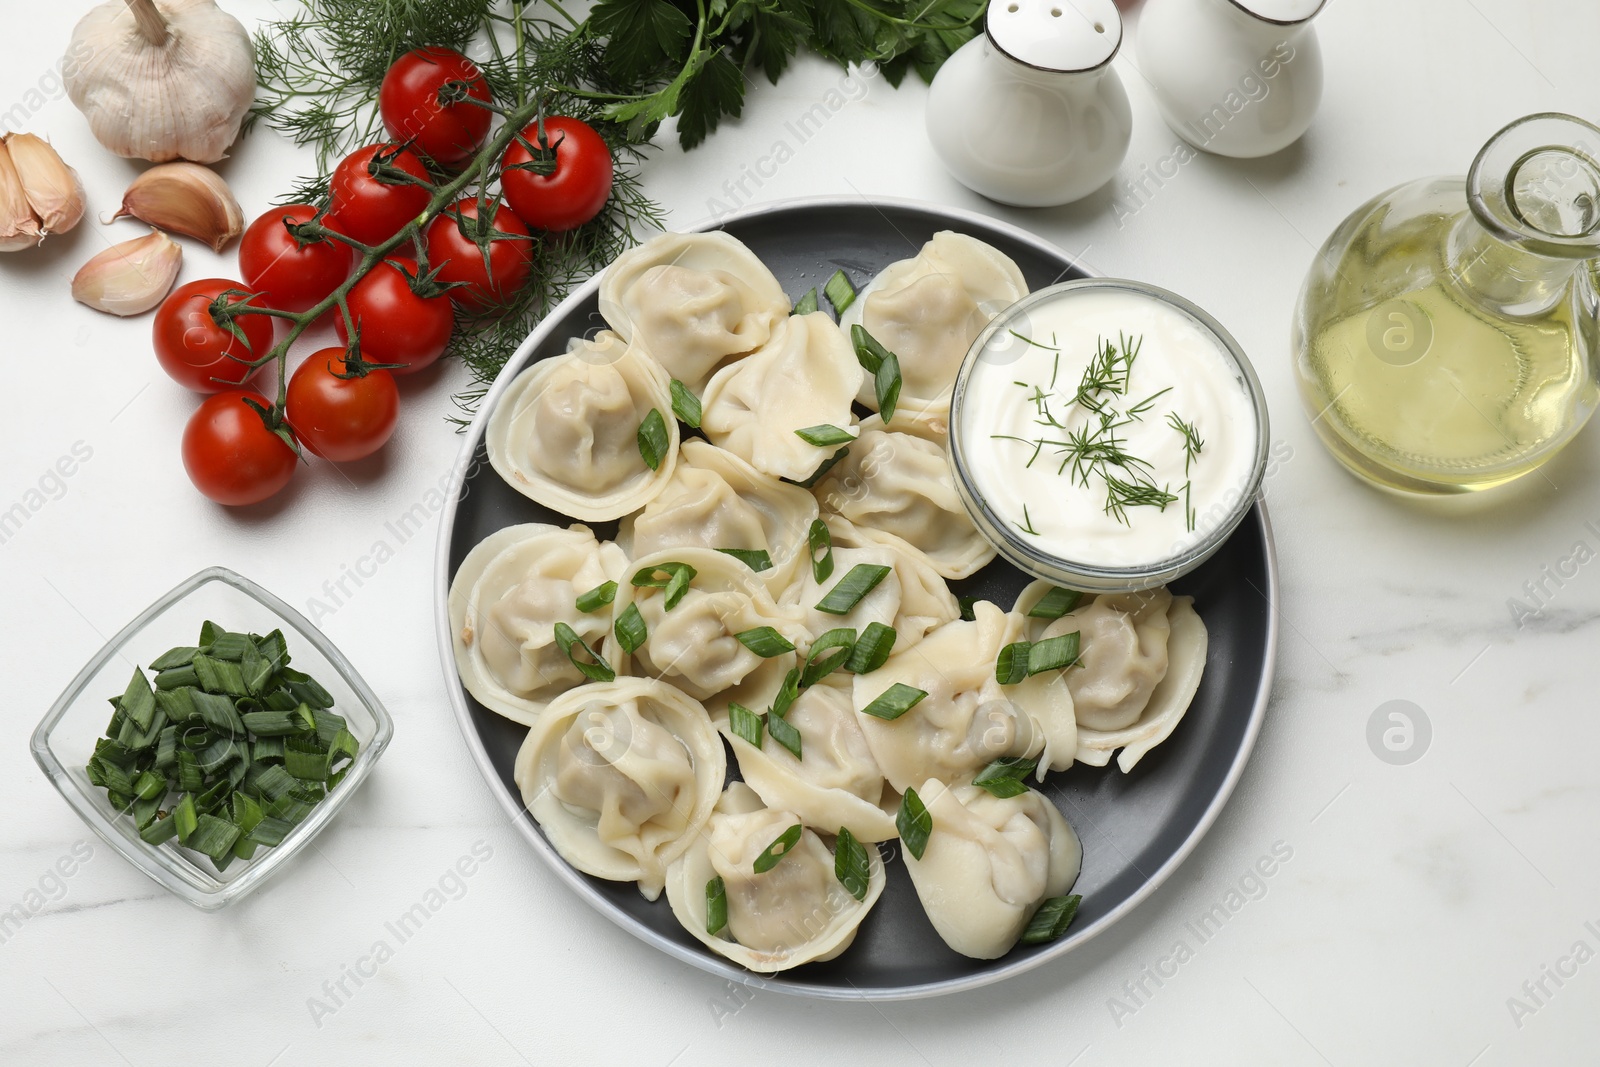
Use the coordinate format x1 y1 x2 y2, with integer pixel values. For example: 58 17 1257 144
808 519 833 584
851 325 889 374
553 622 616 683
844 622 897 675
875 349 903 424
860 682 927 721
728 703 765 749
613 603 648 655
706 876 728 935
792 288 819 316
148 646 198 671
1020 895 1082 945
670 379 702 429
897 788 931 860
815 564 892 616
631 562 697 611
770 668 802 720
120 668 157 730
736 626 796 658
753 824 804 873
636 408 670 471
823 269 855 315
801 627 857 687
1028 632 1081 676
795 424 857 448
716 547 773 572
576 581 618 613
973 756 1037 798
996 641 1032 686
173 792 198 844
1027 587 1084 620
834 827 870 902
766 708 802 760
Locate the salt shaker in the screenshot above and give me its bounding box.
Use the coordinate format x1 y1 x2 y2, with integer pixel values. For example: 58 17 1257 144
1137 0 1325 159
925 0 1132 207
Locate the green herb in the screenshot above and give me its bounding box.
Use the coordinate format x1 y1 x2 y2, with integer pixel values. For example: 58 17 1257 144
958 597 979 622
637 408 670 470
553 622 617 682
1028 632 1081 675
1017 504 1040 536
815 564 892 616
632 562 697 610
860 682 927 721
823 270 855 315
973 757 1037 798
766 708 802 760
995 641 1032 686
844 622 897 674
728 703 765 749
1020 895 1082 945
613 603 648 655
735 627 796 658
1168 412 1204 474
808 519 834 584
875 350 904 424
770 667 802 720
716 548 772 572
787 446 851 489
753 824 804 873
792 288 818 315
576 581 619 613
801 627 857 687
671 379 702 428
1027 587 1084 620
897 788 931 860
706 875 728 935
834 827 870 902
795 424 857 447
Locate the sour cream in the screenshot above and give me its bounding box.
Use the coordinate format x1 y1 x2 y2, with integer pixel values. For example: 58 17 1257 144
950 280 1265 582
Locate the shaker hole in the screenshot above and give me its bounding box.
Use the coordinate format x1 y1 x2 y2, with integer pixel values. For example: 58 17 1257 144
1007 2 1018 9
1051 7 1062 15
1094 20 1106 32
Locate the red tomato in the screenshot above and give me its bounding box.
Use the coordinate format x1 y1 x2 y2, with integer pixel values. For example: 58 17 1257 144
334 258 454 374
239 204 353 313
501 117 614 232
285 350 400 463
378 47 491 167
326 144 431 246
182 391 297 505
153 279 274 393
424 199 534 312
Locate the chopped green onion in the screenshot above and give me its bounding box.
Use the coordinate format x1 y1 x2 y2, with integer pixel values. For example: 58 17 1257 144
175 750 203 792
973 757 1038 798
576 581 618 613
876 349 903 424
715 547 772 572
851 324 889 374
815 564 892 616
239 711 305 736
1028 587 1085 620
808 519 833 584
795 424 857 447
187 814 241 862
631 562 697 611
553 621 616 682
313 709 346 748
958 596 979 622
844 622 897 675
636 408 670 471
834 827 870 902
255 629 289 670
753 823 804 873
98 760 137 798
281 668 333 709
791 288 818 315
728 703 765 749
706 876 728 935
133 769 167 801
245 816 294 848
173 793 198 844
134 794 162 831
801 627 858 687
205 631 255 661
193 653 249 697
1028 632 1081 675
787 445 851 489
996 641 1032 685
118 707 166 751
735 626 795 658
154 686 197 722
770 668 802 720
155 664 200 690
1020 895 1082 945
823 269 855 315
860 682 927 721
613 604 648 656
897 788 931 860
253 736 285 764
105 790 134 813
283 738 329 782
766 709 802 760
119 667 157 730
327 728 358 771
240 640 272 694
140 813 178 845
195 737 245 776
148 646 198 671
191 690 245 738
251 764 297 801
670 379 702 429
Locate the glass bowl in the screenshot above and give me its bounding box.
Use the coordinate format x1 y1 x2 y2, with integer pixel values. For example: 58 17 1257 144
948 278 1270 592
30 566 393 910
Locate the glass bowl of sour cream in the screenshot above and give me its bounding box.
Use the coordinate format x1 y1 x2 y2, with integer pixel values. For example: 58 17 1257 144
949 278 1269 592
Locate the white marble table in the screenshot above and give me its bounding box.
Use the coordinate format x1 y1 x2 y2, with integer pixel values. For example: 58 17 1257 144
5 1 1598 1062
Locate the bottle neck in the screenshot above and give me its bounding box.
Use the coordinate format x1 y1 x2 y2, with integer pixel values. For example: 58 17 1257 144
1448 214 1581 317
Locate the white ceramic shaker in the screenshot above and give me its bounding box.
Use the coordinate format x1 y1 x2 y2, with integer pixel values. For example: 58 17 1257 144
1136 0 1326 158
925 0 1132 207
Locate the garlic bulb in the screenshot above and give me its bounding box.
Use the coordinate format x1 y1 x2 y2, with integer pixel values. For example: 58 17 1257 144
63 0 256 164
112 162 242 251
72 230 182 315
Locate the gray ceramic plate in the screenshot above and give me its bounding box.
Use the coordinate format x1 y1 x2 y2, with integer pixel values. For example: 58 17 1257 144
434 196 1278 1000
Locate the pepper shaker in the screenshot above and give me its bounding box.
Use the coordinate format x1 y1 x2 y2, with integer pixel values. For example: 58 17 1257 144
926 0 1132 207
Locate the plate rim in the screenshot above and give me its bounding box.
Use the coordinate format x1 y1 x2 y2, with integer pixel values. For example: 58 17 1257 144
432 194 1280 1001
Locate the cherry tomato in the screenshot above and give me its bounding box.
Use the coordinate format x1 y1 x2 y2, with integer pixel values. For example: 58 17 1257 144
425 199 534 312
153 279 273 393
239 204 352 313
326 144 431 246
501 117 614 232
285 350 400 462
378 47 492 167
334 258 454 374
182 390 297 506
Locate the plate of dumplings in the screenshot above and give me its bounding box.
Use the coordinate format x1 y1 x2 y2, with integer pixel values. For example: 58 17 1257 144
436 197 1278 999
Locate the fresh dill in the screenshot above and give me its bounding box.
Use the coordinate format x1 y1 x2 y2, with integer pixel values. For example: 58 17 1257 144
1167 411 1205 475
1017 504 1040 536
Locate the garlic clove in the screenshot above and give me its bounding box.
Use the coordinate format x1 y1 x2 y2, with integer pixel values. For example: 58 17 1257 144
113 162 243 252
71 229 182 316
0 138 44 251
5 133 85 236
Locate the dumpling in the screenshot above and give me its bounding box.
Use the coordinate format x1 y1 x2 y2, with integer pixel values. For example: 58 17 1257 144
665 783 886 972
700 312 865 482
903 780 1082 959
782 522 959 654
1073 593 1208 772
840 231 1027 419
447 524 629 726
598 231 790 392
618 440 818 594
813 417 996 580
723 679 899 842
486 331 678 521
612 547 804 720
1060 587 1174 732
1004 581 1085 774
851 602 1042 793
514 678 725 900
